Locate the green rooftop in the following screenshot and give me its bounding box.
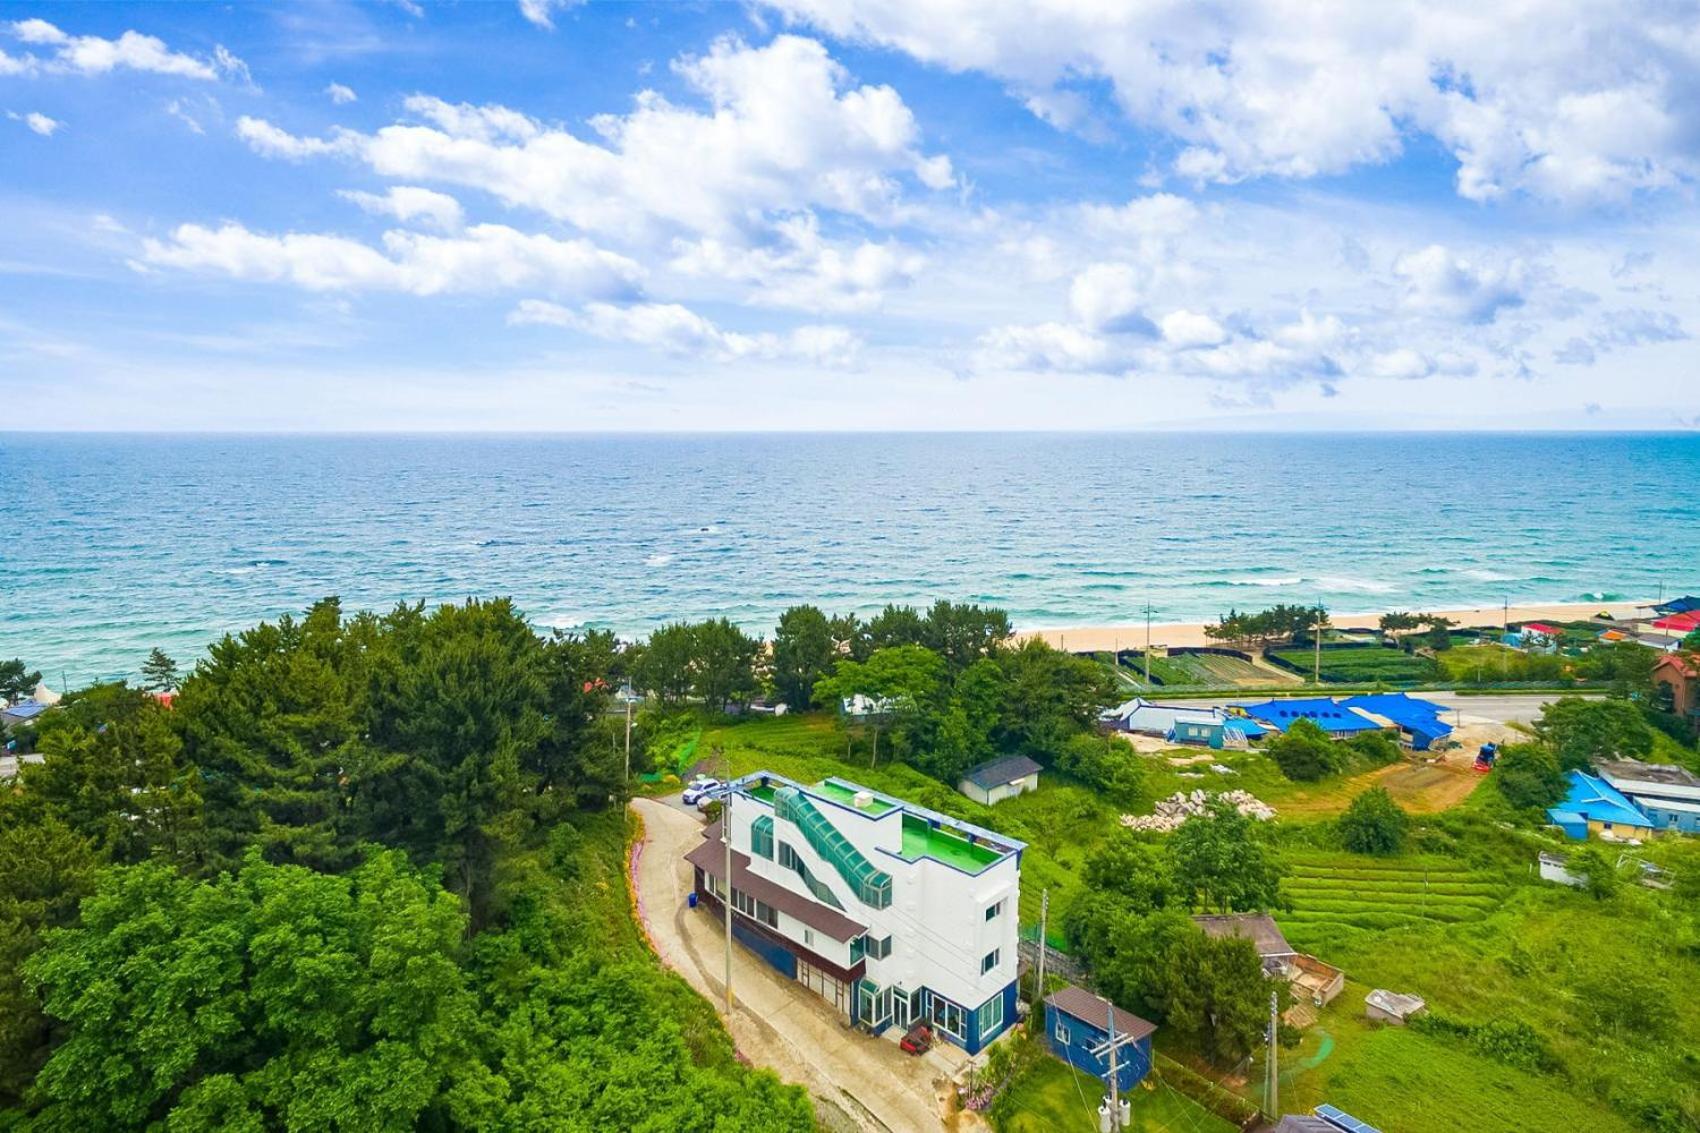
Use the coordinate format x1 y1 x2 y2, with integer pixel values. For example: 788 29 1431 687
811 778 897 816
900 814 1004 871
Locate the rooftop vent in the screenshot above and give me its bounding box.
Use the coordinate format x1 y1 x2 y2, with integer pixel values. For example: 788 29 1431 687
853 790 875 810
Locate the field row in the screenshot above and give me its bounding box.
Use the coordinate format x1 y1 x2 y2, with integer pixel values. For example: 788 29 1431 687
1285 880 1505 899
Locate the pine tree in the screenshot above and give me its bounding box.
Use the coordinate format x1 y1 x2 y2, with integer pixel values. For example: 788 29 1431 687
139 648 179 693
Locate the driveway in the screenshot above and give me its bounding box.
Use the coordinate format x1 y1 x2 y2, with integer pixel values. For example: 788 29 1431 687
629 796 981 1133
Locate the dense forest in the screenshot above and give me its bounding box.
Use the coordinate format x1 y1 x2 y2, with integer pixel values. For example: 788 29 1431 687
0 597 816 1131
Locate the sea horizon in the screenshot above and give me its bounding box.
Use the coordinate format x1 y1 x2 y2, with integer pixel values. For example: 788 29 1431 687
4 430 1695 684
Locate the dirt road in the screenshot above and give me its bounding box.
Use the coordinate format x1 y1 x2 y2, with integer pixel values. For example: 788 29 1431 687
629 796 979 1133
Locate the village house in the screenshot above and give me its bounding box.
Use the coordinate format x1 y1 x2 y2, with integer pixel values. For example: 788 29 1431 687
956 754 1041 806
1043 985 1157 1094
1547 769 1658 841
1192 913 1296 976
689 771 1021 1054
1595 759 1700 835
1653 654 1698 729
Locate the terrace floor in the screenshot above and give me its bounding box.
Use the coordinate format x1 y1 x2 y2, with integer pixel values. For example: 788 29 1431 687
900 814 1002 871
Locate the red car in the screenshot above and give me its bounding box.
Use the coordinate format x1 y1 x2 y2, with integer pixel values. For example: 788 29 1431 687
900 1023 933 1055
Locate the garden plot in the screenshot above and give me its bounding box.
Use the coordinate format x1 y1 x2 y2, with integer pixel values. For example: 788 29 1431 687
1278 854 1507 946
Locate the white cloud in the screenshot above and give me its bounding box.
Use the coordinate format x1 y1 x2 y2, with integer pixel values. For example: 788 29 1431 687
5 18 243 82
975 321 1119 374
325 82 358 105
1068 263 1151 333
671 214 924 312
166 99 205 134
1394 244 1526 323
763 0 1700 203
138 222 643 299
338 186 465 231
7 110 60 136
236 36 954 243
517 0 583 30
1159 309 1227 349
510 298 861 365
236 116 355 160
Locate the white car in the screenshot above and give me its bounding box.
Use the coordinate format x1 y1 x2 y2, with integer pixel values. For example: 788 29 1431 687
682 778 721 806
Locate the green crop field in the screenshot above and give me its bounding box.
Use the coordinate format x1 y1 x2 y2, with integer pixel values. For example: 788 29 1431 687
1123 650 1297 689
1268 646 1439 684
1276 852 1508 952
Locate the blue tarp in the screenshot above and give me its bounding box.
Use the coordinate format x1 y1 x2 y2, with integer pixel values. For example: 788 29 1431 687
1545 770 1650 837
1340 693 1454 750
1654 595 1700 615
1238 698 1381 735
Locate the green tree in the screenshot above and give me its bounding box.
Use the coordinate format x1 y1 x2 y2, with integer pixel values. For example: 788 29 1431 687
689 617 760 712
771 604 837 710
1160 929 1275 1063
535 627 626 806
0 658 42 704
0 795 98 1105
1683 630 1700 653
1346 729 1401 767
1535 696 1654 771
25 850 497 1131
175 599 367 874
1379 612 1424 634
139 648 179 693
920 600 1012 672
633 622 695 705
862 604 927 654
1494 742 1568 810
813 644 946 767
1167 798 1284 913
1082 830 1174 913
360 598 549 927
1266 718 1342 781
1338 787 1409 855
993 639 1117 761
1421 614 1457 652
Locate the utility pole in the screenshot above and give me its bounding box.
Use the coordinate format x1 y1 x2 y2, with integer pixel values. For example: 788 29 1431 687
1107 1007 1120 1131
1312 602 1323 686
1265 990 1279 1118
720 745 734 1017
1034 889 1049 1014
1143 601 1153 686
622 691 635 792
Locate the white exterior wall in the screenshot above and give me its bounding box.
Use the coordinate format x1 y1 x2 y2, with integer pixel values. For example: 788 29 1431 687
725 780 1020 1021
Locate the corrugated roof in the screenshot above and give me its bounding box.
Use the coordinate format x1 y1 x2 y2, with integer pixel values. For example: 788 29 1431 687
684 837 868 942
1546 769 1653 829
1045 986 1157 1042
1340 693 1453 738
1239 698 1381 734
962 754 1042 790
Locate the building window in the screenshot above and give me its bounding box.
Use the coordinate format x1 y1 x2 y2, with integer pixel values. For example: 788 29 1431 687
804 928 814 947
985 900 1003 922
850 935 866 964
978 995 1004 1037
750 814 775 859
869 934 892 959
1055 1019 1070 1045
930 994 965 1039
981 948 1000 975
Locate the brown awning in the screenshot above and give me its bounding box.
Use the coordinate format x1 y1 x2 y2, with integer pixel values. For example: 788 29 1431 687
685 838 867 942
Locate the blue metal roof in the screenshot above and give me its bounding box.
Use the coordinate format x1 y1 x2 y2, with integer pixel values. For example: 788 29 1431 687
1239 698 1381 734
1340 693 1453 739
1 701 46 722
1654 596 1700 615
1546 770 1651 830
1315 1104 1383 1133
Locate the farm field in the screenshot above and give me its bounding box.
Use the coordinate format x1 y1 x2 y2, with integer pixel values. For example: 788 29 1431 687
1268 645 1439 684
1276 851 1507 952
1123 650 1298 689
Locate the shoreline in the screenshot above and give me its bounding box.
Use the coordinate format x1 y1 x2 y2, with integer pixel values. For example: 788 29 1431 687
1020 599 1654 653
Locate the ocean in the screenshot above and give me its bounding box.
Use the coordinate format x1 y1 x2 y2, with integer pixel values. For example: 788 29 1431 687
2 432 1696 684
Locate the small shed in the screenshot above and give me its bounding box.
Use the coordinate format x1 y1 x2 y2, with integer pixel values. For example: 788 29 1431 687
0 700 47 729
957 755 1042 806
1192 913 1296 976
1537 851 1583 888
1043 986 1156 1094
1364 989 1425 1025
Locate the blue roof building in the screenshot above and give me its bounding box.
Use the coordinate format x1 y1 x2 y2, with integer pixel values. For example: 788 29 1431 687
0 700 46 728
1546 770 1656 840
1240 698 1382 736
1653 596 1700 616
1340 693 1454 751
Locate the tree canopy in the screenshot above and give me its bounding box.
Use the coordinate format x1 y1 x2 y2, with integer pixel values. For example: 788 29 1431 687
1338 787 1409 855
1167 798 1285 914
1535 696 1654 771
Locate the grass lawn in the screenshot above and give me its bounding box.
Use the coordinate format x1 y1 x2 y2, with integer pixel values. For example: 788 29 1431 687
995 1057 1235 1133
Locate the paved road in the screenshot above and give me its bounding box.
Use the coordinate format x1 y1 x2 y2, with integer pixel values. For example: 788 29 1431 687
629 796 979 1133
1144 691 1576 725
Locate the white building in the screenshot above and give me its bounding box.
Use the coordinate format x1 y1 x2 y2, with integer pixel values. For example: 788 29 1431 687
957 754 1042 805
687 770 1023 1054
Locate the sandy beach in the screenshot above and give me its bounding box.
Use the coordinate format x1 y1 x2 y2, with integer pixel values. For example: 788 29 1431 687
1022 599 1654 653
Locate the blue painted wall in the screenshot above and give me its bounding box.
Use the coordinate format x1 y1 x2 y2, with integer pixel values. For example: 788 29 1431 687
1044 1002 1152 1092
1641 802 1700 834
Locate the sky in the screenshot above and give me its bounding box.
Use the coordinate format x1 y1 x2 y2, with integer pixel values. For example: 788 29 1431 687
1 0 1698 432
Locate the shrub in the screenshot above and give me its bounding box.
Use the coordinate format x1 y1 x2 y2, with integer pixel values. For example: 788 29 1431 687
1494 742 1567 811
1347 729 1402 768
1337 787 1410 855
1267 718 1343 781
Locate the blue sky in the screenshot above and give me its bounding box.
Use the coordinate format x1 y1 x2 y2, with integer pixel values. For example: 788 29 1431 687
2 0 1698 430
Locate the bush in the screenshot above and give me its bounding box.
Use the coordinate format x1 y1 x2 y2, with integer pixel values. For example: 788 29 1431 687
1347 729 1402 768
1494 742 1567 811
1267 718 1343 781
1536 697 1654 771
1337 787 1410 855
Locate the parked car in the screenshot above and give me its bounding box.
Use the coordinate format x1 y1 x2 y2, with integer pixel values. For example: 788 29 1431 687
899 1023 933 1055
682 778 721 805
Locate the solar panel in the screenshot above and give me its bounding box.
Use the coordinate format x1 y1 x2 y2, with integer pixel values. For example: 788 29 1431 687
1315 1103 1382 1133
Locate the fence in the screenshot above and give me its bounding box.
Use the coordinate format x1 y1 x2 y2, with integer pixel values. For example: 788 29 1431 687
1152 1051 1266 1130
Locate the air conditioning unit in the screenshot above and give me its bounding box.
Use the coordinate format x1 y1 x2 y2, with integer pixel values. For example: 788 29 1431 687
853 791 874 809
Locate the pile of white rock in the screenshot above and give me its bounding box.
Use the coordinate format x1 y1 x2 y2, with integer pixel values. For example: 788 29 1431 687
1119 789 1275 832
